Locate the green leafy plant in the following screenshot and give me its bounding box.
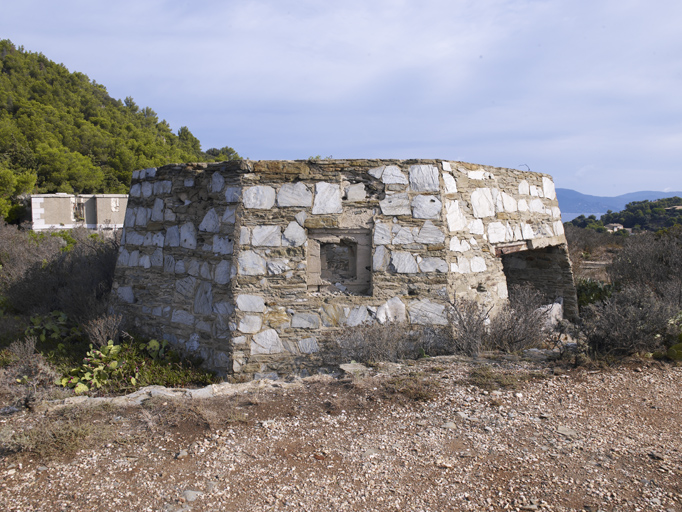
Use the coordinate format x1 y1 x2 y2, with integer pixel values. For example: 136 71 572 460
25 311 80 344
61 340 133 393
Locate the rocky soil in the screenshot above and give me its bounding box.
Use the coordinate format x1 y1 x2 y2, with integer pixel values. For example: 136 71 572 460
1 355 681 511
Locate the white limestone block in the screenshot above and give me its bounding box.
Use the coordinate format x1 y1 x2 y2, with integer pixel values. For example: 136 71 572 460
368 166 385 179
163 254 175 274
518 180 530 195
408 299 448 326
491 188 504 213
345 183 366 201
471 188 496 218
521 223 535 239
251 329 284 354
128 250 140 267
282 222 306 247
292 313 321 329
243 185 276 209
502 192 517 212
141 182 153 198
470 256 487 273
390 251 419 273
418 257 448 273
497 281 509 299
468 170 487 180
252 225 282 247
214 261 231 285
239 315 262 334
445 200 467 232
277 182 313 207
295 211 307 226
412 195 442 219
553 221 565 236
240 227 250 245
376 297 406 324
513 224 523 241
468 219 484 235
211 172 225 193
392 226 414 245
551 206 562 219
442 173 457 194
267 258 289 275
415 221 445 244
194 281 213 315
298 337 319 354
213 235 233 254
129 183 141 197
225 186 242 203
117 248 130 267
382 165 408 185
455 256 471 274
409 165 439 192
151 198 164 222
529 198 545 213
373 245 390 271
124 208 136 228
171 310 195 326
184 178 194 187
176 275 196 297
346 306 370 327
151 232 165 247
222 205 236 224
380 193 411 216
135 207 150 227
542 177 556 200
237 294 265 313
530 185 541 197
164 209 176 222
373 222 392 245
139 254 151 269
117 286 134 304
441 161 452 171
180 223 197 249
449 237 471 252
518 199 529 212
199 208 220 232
237 250 267 275
312 182 343 214
174 259 186 273
487 222 507 244
144 168 156 178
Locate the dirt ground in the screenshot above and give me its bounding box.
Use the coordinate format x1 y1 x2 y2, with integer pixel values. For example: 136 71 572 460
1 355 681 512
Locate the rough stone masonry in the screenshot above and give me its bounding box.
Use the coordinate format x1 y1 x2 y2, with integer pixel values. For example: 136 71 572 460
112 159 577 378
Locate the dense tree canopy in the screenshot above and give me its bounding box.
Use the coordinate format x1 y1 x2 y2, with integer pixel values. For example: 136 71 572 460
0 39 240 221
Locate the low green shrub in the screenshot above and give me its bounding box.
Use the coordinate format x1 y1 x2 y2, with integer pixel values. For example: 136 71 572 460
61 338 218 395
576 278 614 309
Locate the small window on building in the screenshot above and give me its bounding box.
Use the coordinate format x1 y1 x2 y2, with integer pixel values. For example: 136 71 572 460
307 229 371 295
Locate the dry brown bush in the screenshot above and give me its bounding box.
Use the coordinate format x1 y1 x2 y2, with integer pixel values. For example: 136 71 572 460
484 285 551 352
81 312 123 347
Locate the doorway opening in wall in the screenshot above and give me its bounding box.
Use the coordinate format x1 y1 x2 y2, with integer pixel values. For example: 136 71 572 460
498 242 569 309
307 229 371 295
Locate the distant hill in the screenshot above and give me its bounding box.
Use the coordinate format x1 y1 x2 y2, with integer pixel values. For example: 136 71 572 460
557 189 682 221
0 39 239 221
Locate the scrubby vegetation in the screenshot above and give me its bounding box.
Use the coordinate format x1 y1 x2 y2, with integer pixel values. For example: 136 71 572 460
0 39 240 221
0 222 217 410
567 196 682 233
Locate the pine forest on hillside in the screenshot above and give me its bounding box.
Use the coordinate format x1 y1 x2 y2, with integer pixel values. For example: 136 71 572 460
0 39 239 221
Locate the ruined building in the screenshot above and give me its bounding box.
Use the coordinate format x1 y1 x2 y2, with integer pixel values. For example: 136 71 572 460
112 159 577 378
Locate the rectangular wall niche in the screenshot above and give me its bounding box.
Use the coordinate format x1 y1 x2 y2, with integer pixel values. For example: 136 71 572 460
307 229 371 295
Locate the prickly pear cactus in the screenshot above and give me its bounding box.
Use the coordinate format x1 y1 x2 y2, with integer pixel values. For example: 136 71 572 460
666 343 682 361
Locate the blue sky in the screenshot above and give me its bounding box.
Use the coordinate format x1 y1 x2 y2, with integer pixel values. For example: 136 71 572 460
1 0 681 196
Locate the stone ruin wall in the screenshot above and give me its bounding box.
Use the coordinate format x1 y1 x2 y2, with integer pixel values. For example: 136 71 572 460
112 159 577 378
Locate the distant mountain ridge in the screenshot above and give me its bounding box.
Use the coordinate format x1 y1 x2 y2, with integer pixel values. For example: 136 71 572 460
557 188 682 221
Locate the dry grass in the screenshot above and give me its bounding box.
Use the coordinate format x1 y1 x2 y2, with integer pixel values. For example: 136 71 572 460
466 365 548 391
